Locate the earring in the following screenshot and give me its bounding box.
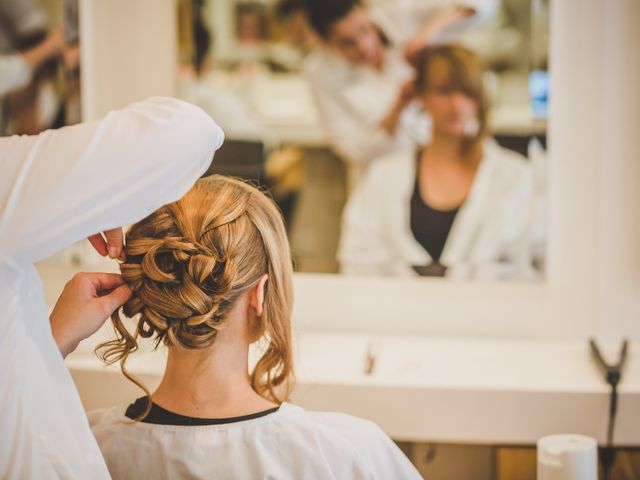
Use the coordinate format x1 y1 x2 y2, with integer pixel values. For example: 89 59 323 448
463 118 480 137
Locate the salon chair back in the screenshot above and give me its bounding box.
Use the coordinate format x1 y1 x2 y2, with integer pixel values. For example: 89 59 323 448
204 139 264 182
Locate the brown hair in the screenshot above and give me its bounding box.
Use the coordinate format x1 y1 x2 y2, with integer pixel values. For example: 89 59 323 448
97 175 294 417
414 44 489 158
304 0 363 38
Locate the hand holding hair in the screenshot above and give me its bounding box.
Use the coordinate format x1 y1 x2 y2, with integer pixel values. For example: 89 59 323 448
50 272 132 358
88 227 126 260
21 26 65 71
380 78 416 135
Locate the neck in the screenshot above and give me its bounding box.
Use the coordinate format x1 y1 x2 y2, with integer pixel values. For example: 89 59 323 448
152 331 275 418
424 130 467 165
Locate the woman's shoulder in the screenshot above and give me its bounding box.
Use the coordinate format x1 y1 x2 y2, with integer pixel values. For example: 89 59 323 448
482 139 532 183
278 403 420 477
363 149 416 187
484 140 529 170
347 150 415 212
280 403 383 438
88 405 131 435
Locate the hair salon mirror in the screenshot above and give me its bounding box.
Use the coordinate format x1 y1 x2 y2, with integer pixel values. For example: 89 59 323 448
0 0 81 136
175 0 550 281
41 0 550 282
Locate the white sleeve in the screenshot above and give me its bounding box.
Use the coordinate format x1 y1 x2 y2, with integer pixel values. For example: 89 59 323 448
373 0 500 45
338 165 392 275
307 76 394 166
0 96 224 266
0 54 31 96
403 0 500 21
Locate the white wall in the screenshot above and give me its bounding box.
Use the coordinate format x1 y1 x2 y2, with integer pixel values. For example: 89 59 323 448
548 0 640 339
79 0 177 121
593 0 640 339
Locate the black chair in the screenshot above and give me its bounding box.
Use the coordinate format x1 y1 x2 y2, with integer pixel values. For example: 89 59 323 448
204 139 264 182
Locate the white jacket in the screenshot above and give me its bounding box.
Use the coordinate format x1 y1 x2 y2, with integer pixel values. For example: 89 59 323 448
338 140 538 279
0 97 224 478
89 402 421 480
303 45 426 178
0 54 30 96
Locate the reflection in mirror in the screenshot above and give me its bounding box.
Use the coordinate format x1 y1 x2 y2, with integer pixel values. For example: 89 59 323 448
182 0 549 279
0 0 81 136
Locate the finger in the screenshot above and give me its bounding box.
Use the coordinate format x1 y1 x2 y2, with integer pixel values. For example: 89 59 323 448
103 227 124 259
87 233 108 256
98 284 132 316
87 272 126 293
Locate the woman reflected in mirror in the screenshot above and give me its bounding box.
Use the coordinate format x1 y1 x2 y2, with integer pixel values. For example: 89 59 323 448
339 45 539 280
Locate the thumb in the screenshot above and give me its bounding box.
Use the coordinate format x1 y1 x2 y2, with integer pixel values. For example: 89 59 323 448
98 284 132 317
103 227 124 259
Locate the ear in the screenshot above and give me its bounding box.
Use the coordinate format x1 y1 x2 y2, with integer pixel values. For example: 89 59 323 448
248 274 268 317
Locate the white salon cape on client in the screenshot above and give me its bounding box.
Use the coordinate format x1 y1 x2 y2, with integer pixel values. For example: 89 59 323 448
0 97 224 478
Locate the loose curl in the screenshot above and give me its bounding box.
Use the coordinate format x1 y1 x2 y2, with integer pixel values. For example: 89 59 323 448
97 175 294 419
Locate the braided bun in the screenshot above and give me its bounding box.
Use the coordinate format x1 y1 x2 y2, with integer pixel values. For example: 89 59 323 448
97 175 294 408
120 235 236 349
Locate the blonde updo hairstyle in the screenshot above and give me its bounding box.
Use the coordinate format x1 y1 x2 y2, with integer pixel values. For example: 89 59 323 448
97 175 294 417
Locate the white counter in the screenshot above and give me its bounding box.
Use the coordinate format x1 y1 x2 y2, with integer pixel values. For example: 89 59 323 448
39 261 639 447
292 334 640 445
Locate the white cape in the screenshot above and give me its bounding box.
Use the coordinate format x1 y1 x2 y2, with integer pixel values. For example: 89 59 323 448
89 402 421 480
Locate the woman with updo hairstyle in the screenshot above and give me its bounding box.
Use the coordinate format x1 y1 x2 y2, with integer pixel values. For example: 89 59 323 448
339 44 538 279
89 175 421 479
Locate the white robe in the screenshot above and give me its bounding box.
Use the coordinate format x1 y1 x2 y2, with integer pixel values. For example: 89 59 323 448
338 140 538 279
0 55 30 96
303 42 426 183
0 97 224 478
89 402 422 480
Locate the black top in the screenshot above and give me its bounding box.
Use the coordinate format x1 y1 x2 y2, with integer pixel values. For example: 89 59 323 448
125 396 280 426
410 155 460 265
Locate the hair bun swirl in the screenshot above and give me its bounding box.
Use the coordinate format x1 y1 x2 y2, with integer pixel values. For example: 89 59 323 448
120 233 237 349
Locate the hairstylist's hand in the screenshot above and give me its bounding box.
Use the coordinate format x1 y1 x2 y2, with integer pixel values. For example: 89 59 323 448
63 43 80 71
380 78 415 135
22 26 65 71
404 5 476 65
88 227 126 260
50 272 132 358
397 77 416 106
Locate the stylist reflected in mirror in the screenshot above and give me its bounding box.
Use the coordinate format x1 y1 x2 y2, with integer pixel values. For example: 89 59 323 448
301 0 496 187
